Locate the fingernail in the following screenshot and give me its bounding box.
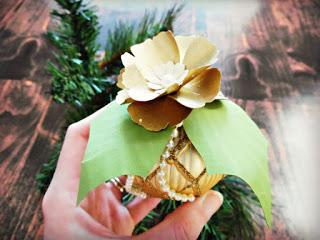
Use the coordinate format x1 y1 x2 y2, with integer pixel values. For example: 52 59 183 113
201 191 223 218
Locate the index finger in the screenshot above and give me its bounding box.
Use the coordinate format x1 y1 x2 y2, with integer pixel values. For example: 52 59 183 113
53 103 112 186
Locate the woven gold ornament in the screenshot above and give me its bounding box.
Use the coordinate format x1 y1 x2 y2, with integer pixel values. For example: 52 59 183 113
125 125 226 201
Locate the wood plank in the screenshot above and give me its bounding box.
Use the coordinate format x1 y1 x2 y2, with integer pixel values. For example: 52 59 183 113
0 0 65 239
0 0 319 238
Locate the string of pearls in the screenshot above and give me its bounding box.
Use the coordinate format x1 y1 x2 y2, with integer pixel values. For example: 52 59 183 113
157 122 195 202
125 175 147 199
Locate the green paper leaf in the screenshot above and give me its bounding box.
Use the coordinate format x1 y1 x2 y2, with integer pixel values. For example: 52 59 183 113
183 100 271 227
77 101 172 205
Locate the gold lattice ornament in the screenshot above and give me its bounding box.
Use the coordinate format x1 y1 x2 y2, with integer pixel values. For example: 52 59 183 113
125 124 226 201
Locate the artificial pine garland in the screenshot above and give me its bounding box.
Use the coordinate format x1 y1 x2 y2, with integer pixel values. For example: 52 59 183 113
37 1 265 238
47 0 106 105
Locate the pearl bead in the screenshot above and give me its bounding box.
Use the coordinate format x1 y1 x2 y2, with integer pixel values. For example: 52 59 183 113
159 161 166 168
168 190 176 198
174 193 182 201
188 194 195 202
167 140 174 149
158 170 165 177
162 185 170 192
124 176 148 199
181 194 188 202
162 150 170 159
176 122 183 127
171 129 178 138
159 178 166 185
141 193 146 198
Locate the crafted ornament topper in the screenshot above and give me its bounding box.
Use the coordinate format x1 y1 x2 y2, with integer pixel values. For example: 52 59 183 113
77 31 272 227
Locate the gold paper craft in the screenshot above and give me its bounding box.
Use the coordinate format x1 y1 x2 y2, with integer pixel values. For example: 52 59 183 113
116 31 221 131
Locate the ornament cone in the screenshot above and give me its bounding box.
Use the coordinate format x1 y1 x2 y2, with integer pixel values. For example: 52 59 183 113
126 125 226 201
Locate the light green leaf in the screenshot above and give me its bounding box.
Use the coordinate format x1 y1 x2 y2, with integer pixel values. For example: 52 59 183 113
183 100 271 227
77 101 172 205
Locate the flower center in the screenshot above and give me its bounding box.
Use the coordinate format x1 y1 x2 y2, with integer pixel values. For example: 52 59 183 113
162 74 176 88
146 61 189 94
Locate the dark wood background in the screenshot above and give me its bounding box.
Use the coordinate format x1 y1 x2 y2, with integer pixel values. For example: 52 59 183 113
0 0 319 239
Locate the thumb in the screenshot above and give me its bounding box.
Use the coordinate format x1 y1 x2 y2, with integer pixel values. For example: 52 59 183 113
138 190 223 240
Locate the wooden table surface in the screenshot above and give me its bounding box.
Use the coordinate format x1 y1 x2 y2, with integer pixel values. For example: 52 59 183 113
0 0 319 239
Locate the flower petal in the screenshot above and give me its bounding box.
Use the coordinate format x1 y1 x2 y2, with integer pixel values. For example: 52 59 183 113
121 52 151 77
171 68 221 108
175 35 197 61
122 65 147 89
121 52 136 67
153 64 166 79
128 97 192 131
165 61 174 74
155 89 166 94
172 64 184 79
166 83 180 94
176 69 189 85
117 68 126 89
127 85 163 101
182 36 219 70
182 66 209 85
145 71 162 84
131 31 180 67
147 82 163 90
115 89 129 104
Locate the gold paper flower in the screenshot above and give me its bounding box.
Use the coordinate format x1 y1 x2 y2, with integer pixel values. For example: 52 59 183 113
116 31 221 131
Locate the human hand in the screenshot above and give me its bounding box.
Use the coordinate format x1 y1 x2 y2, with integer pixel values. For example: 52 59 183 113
42 105 223 239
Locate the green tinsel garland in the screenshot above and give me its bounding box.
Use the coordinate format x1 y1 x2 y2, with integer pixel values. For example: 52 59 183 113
36 1 265 239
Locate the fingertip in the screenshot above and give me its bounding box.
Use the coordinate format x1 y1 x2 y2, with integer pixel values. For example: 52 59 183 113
199 190 223 219
212 190 224 204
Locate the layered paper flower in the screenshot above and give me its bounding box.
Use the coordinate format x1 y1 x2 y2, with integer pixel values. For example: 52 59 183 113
116 31 222 131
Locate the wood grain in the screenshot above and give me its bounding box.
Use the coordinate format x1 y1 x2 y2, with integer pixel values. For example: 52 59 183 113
0 0 319 239
0 0 65 239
